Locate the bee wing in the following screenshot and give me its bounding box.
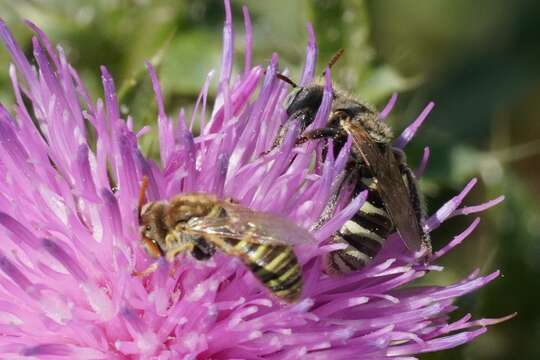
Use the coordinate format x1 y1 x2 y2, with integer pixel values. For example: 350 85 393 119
188 205 314 246
187 205 306 302
342 121 423 252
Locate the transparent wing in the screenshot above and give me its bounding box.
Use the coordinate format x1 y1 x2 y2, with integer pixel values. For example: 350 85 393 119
342 121 424 252
187 203 314 246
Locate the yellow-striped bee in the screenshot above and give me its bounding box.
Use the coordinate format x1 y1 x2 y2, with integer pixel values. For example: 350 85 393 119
274 50 431 273
137 178 310 302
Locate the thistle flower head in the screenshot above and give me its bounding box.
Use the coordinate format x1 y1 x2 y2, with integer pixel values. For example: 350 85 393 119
0 2 511 358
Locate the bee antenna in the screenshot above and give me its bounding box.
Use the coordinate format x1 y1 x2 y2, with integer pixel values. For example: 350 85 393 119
322 48 345 75
276 73 298 88
138 176 149 222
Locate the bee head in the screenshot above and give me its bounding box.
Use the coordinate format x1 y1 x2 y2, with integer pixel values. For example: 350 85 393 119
285 85 325 119
140 194 220 261
279 48 346 121
139 201 168 258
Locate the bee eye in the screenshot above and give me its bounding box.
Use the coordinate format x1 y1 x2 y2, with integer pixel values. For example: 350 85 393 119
285 89 299 108
143 237 162 258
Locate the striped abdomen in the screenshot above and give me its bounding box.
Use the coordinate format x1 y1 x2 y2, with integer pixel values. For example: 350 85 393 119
221 237 302 302
326 175 394 273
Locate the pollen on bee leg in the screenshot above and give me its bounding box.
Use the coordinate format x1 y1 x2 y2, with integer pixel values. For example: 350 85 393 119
164 233 177 249
165 243 194 262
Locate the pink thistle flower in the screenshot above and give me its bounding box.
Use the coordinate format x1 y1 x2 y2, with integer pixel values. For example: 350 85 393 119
0 1 512 359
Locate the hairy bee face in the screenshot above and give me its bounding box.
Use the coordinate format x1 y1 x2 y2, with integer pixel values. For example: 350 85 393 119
139 196 219 262
140 201 168 258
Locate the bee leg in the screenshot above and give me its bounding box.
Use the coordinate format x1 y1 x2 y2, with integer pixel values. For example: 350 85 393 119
165 243 194 262
261 122 288 156
295 127 342 145
312 169 355 230
132 261 160 277
393 148 431 255
263 113 308 155
271 121 290 148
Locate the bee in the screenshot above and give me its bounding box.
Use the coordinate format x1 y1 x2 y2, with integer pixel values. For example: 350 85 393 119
274 50 431 273
136 178 310 302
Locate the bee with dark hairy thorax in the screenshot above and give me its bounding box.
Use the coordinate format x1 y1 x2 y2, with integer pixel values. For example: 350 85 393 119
136 178 310 302
274 50 431 274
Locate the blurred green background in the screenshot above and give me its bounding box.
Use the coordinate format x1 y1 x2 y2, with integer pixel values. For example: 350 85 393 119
0 0 538 359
